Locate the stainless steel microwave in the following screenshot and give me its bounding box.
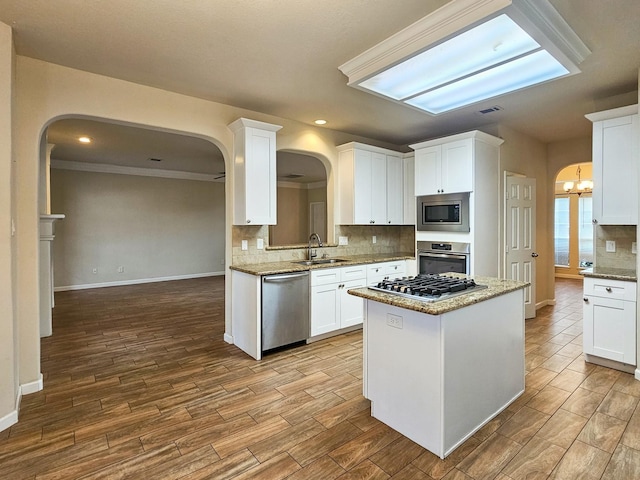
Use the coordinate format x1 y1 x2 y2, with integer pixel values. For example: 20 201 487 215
416 192 470 232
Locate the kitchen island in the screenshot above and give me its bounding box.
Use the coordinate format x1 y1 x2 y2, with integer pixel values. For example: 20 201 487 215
349 276 528 459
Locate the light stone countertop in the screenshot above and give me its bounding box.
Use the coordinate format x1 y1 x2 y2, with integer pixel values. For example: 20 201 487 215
580 267 637 282
348 275 529 315
229 253 415 276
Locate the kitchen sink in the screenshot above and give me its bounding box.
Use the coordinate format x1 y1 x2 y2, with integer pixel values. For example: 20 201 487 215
292 258 347 266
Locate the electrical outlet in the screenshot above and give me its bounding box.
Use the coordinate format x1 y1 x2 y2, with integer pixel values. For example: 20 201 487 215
372 235 377 244
386 314 403 329
339 236 348 246
606 240 616 253
257 238 264 249
92 268 98 274
117 266 124 273
241 240 248 251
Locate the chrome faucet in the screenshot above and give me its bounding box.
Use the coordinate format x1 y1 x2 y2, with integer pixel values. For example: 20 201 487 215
308 233 323 260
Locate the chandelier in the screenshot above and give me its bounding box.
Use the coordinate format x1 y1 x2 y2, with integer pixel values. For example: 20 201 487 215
563 166 593 195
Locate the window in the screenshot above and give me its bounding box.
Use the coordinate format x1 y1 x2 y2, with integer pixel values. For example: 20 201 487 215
554 197 570 266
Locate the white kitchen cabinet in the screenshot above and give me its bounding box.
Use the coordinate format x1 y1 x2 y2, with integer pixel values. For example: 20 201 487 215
403 153 415 225
228 118 282 225
583 277 636 369
367 261 406 286
310 265 366 336
337 142 404 225
586 105 639 225
413 138 473 196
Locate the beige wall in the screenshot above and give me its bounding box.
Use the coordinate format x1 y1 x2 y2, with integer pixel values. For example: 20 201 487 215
0 22 17 425
496 125 553 307
50 169 225 288
271 186 309 245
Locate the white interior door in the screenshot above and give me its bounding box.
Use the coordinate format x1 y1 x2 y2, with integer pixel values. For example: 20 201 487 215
505 176 537 319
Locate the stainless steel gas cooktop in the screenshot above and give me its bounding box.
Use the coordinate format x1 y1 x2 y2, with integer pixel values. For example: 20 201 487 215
369 273 487 303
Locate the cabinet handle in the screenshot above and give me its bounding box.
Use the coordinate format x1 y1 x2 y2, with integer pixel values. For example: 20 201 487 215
583 298 589 303
606 287 612 293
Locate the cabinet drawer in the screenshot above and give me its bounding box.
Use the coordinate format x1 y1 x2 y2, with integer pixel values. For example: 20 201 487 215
583 277 637 301
340 265 366 282
311 268 341 286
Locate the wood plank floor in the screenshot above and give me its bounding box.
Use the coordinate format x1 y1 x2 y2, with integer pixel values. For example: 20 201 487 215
3 276 640 479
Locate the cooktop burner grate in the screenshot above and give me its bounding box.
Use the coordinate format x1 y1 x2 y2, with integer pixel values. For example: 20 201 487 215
368 273 487 303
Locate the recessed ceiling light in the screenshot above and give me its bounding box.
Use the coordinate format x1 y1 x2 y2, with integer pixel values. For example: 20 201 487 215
314 119 327 125
78 136 92 144
339 0 590 115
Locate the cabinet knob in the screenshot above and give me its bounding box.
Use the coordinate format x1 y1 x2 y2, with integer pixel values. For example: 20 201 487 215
246 219 251 224
583 298 589 303
592 219 598 224
606 287 612 293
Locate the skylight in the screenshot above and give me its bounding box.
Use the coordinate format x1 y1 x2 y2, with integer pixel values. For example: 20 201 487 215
339 0 590 115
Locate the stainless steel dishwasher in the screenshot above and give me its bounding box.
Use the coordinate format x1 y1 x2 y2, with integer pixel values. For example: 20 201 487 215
261 271 310 352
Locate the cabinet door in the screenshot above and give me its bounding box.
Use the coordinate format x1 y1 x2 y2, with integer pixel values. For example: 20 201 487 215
340 279 365 328
415 146 441 196
441 139 473 194
386 155 404 224
311 284 339 336
583 295 636 364
371 152 388 224
592 114 639 225
353 149 373 224
244 127 277 224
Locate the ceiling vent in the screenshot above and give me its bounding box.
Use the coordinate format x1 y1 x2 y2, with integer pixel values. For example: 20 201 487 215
476 106 503 115
148 157 163 162
280 173 305 179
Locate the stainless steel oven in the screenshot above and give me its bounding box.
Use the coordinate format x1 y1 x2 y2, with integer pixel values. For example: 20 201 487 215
417 241 470 275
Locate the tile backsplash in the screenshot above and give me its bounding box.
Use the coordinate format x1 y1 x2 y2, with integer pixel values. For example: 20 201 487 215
232 224 415 265
595 225 637 270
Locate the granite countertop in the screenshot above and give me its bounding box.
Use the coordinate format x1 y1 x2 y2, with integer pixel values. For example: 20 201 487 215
348 275 529 315
580 267 637 282
230 253 415 276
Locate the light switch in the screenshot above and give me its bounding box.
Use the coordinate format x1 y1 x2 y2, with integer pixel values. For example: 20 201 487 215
633 242 637 254
372 235 377 244
241 240 248 251
257 238 264 249
339 236 348 246
605 240 616 253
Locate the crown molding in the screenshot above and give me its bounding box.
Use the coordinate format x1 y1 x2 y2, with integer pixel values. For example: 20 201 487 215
50 159 222 183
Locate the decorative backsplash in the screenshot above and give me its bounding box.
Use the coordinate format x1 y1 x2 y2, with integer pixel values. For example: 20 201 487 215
594 225 637 271
232 224 415 265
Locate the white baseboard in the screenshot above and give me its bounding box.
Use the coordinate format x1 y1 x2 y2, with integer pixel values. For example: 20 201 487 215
224 333 234 344
55 271 224 292
636 369 640 381
0 409 18 433
21 374 43 395
535 299 556 310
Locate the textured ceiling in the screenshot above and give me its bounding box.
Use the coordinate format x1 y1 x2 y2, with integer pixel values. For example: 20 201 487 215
2 0 640 170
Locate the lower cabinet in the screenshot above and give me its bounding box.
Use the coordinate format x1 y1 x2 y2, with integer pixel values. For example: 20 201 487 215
366 261 407 286
583 277 636 367
310 265 367 337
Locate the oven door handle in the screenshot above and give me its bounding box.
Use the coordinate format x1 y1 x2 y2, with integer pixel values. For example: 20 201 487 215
419 252 467 260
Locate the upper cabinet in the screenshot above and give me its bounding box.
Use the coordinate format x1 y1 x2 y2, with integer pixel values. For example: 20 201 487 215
413 139 473 195
337 143 406 225
586 105 639 225
410 131 503 197
228 118 282 225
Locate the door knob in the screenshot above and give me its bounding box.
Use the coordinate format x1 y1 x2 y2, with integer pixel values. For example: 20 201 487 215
531 252 539 257
583 298 589 303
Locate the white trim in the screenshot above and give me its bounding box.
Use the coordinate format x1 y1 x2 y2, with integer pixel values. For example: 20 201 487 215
585 104 638 122
21 374 44 395
0 409 18 433
55 271 224 292
51 159 223 183
635 368 640 381
536 299 556 310
276 180 327 190
224 333 234 344
555 273 585 280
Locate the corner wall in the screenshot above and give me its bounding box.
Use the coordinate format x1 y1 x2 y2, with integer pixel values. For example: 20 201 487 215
0 21 18 430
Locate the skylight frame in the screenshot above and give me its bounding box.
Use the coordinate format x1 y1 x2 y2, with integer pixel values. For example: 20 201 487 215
338 0 590 116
